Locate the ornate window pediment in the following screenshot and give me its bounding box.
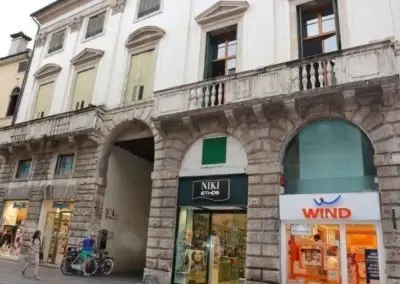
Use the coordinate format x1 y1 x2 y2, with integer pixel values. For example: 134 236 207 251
71 48 104 66
195 1 249 26
125 26 165 50
34 63 62 79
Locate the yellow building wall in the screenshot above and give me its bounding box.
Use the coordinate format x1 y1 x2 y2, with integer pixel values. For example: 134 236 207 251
0 59 26 126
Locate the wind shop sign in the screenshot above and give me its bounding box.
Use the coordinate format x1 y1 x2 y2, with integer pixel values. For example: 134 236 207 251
192 179 230 202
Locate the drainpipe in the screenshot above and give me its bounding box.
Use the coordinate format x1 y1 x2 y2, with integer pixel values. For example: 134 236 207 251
12 16 41 125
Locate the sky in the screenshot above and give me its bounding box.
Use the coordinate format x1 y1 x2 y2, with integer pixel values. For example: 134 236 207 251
0 0 56 57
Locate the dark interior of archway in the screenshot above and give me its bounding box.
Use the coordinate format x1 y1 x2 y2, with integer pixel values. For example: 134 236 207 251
115 137 154 162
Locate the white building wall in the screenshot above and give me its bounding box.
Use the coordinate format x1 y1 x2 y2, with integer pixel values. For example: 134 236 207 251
101 146 152 273
17 0 400 123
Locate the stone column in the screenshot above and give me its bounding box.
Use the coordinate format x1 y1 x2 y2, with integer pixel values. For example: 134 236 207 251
144 168 179 284
246 162 281 284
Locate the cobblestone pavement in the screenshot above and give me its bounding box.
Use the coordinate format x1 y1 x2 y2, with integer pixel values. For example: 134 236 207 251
0 259 142 284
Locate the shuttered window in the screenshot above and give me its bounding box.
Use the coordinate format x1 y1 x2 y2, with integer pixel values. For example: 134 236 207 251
125 50 155 103
85 12 106 39
33 82 54 119
71 68 96 110
202 137 227 165
48 29 66 54
138 0 161 18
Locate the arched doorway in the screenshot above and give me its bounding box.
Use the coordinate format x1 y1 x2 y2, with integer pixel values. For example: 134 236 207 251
280 119 385 284
100 119 154 274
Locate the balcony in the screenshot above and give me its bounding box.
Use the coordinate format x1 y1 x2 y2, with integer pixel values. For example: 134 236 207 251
0 106 103 148
154 40 398 121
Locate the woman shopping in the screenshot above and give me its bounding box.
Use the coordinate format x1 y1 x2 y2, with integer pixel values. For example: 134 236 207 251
22 230 41 280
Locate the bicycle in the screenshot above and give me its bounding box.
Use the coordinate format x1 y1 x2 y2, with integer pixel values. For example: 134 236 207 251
91 249 114 275
60 246 97 276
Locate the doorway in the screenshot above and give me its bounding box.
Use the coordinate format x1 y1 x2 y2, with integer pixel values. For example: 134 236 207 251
173 208 247 284
42 211 72 264
282 222 385 283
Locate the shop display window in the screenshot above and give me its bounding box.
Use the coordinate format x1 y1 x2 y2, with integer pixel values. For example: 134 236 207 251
286 224 380 284
0 200 29 258
173 208 246 284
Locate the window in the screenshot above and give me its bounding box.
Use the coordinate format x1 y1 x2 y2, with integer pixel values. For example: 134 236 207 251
48 29 66 54
138 0 160 18
202 137 227 165
16 159 32 179
55 154 75 176
85 12 106 39
33 82 54 118
6 87 20 117
17 61 28 73
298 0 340 58
283 119 377 194
204 26 237 79
71 68 96 110
125 50 155 103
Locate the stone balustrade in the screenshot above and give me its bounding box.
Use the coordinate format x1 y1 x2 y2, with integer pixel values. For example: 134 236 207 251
0 107 102 146
154 40 397 117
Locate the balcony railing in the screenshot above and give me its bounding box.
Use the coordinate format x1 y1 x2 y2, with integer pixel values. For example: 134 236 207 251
155 40 397 117
0 107 101 146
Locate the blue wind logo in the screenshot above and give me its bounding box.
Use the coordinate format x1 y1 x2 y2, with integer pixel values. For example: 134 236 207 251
313 195 341 206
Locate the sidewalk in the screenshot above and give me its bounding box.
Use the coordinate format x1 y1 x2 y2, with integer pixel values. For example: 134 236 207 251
0 258 142 284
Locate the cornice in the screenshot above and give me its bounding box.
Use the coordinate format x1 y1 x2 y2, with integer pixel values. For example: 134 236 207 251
195 1 249 27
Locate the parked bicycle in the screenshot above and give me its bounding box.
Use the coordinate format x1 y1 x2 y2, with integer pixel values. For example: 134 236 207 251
60 246 97 276
91 249 114 275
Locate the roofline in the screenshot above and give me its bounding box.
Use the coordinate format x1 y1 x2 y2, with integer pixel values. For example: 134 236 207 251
30 0 65 18
0 50 30 62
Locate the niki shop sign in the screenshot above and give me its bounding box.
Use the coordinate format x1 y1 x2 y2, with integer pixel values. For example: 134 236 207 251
192 179 230 202
279 192 381 221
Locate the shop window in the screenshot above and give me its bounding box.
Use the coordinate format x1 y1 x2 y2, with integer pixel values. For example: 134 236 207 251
55 154 75 177
15 159 32 179
173 208 246 284
297 0 341 58
204 25 237 79
285 223 380 283
0 200 28 258
283 119 377 194
202 137 227 165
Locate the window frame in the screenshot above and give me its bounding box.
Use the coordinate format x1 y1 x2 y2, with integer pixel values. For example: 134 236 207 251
47 28 67 56
30 77 56 120
135 0 162 21
83 10 107 41
6 87 21 117
17 61 28 73
14 159 33 180
297 0 341 59
68 61 100 111
54 154 76 178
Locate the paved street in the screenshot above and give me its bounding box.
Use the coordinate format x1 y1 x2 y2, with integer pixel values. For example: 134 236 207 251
0 259 142 284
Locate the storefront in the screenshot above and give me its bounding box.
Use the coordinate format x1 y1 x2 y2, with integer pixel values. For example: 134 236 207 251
280 192 385 284
172 174 248 284
38 200 73 265
0 200 29 259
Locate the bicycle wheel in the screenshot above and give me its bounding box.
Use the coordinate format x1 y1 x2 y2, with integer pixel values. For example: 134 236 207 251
86 257 98 275
60 256 74 276
102 258 114 275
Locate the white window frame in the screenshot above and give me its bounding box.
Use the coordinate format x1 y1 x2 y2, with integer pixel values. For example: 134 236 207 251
288 0 348 60
280 220 386 283
134 0 163 22
82 9 108 42
46 28 68 57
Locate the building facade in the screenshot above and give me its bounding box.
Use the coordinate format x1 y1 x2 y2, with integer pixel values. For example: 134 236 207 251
0 0 400 283
0 32 30 128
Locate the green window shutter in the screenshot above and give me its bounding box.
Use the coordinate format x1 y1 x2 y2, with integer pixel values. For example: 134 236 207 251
204 33 213 79
34 81 54 118
202 137 227 165
125 50 155 103
71 67 96 110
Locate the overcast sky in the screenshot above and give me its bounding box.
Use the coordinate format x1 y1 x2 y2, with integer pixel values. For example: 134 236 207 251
0 0 55 57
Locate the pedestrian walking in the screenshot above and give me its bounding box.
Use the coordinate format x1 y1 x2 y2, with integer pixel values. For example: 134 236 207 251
22 230 41 280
